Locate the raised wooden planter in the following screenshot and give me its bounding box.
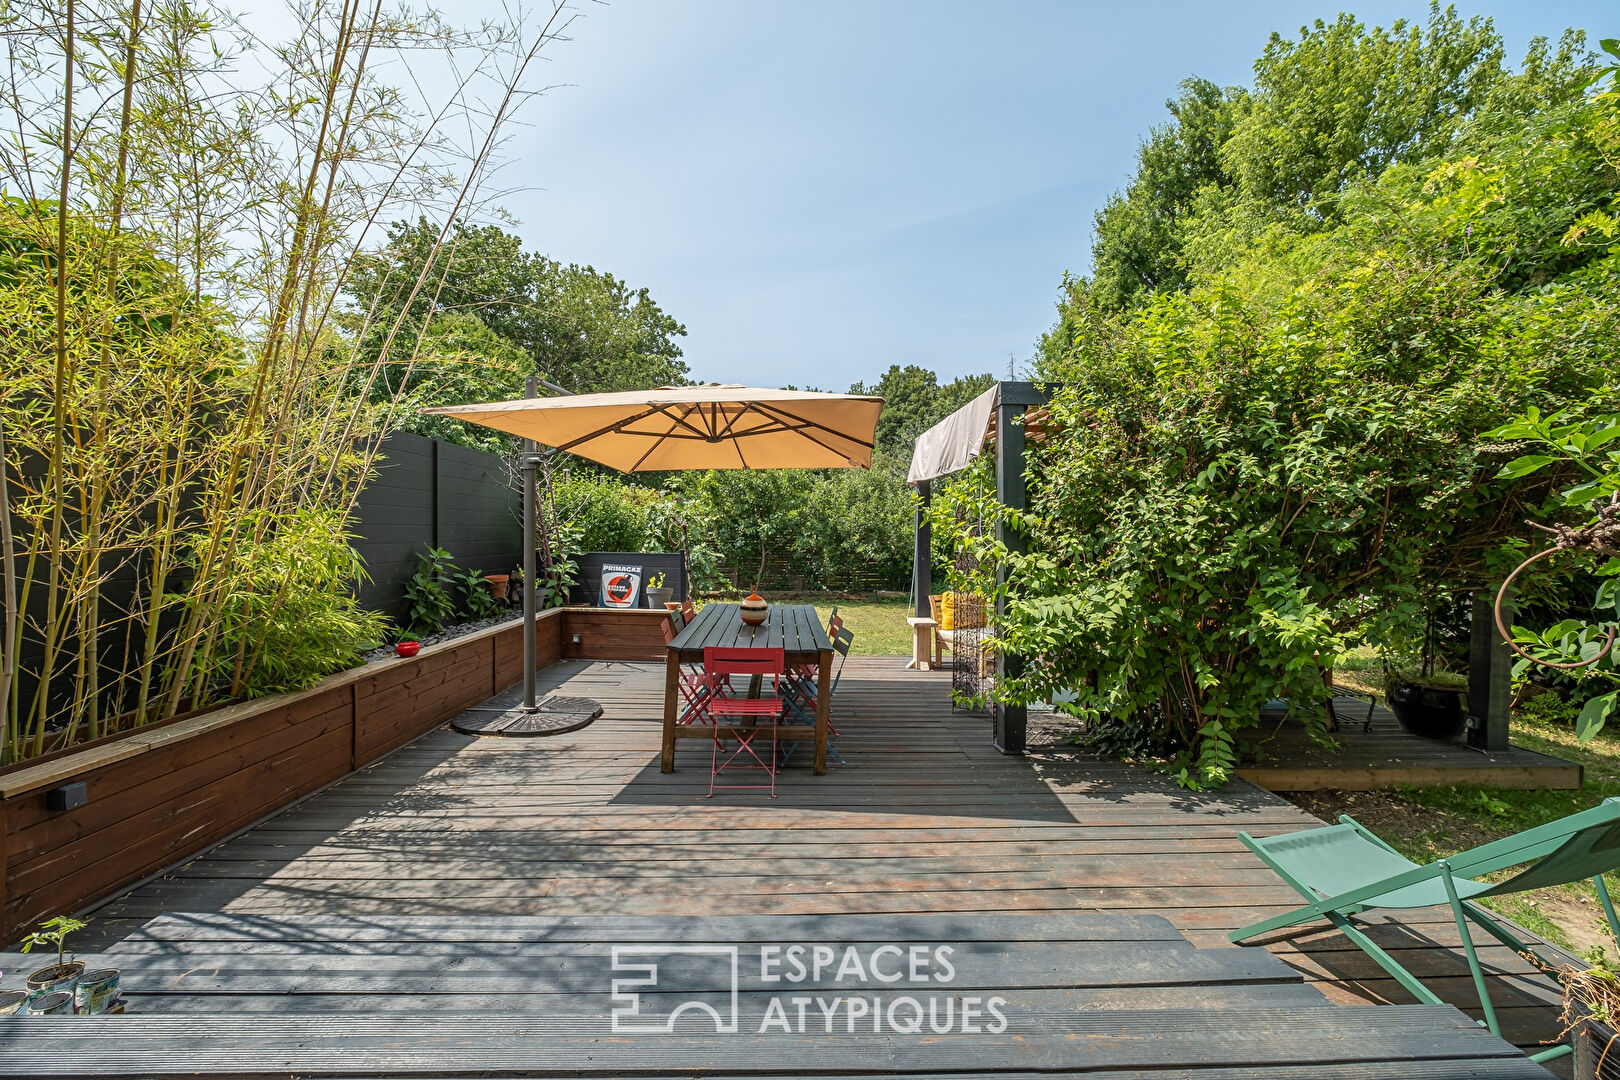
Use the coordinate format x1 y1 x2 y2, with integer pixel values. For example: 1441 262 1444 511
0 606 668 944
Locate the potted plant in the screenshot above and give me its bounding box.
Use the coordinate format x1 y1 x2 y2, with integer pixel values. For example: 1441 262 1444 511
644 570 674 610
1563 946 1620 1078
1383 605 1470 740
22 915 86 1002
1384 665 1469 740
483 572 510 601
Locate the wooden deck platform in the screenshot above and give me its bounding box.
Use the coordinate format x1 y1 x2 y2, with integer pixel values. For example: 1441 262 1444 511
1232 695 1581 792
56 657 1576 1072
0 914 1550 1077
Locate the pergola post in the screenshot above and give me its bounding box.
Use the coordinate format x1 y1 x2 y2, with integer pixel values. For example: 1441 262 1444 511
992 382 1045 756
1468 590 1514 751
912 479 932 617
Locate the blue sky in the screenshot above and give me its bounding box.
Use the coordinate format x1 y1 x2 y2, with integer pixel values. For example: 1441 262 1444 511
496 1 1611 390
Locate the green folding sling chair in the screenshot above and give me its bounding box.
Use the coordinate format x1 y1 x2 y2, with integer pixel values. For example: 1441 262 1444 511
1230 797 1620 1064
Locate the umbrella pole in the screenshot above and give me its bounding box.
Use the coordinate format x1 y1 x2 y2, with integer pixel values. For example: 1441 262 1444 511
522 376 539 711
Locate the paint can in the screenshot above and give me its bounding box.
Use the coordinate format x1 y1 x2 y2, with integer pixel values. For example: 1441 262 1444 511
26 991 73 1015
73 969 120 1015
0 990 27 1016
25 961 83 1003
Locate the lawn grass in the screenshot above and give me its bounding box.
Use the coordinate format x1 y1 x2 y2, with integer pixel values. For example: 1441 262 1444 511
806 596 912 655
694 593 914 656
1287 695 1620 956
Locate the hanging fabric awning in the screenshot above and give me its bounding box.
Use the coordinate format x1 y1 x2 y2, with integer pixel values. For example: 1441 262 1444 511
907 384 998 484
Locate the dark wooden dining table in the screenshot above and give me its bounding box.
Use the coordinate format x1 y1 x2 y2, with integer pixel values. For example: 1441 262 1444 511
662 603 834 775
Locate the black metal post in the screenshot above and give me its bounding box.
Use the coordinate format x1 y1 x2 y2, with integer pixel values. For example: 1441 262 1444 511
912 479 932 618
521 375 539 711
1468 589 1513 751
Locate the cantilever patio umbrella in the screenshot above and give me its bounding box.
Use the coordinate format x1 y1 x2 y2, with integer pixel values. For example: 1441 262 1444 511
425 383 883 472
423 383 883 712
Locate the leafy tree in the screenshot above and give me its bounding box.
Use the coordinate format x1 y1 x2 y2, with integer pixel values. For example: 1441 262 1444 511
346 219 689 438
1084 7 1597 311
1089 78 1244 310
849 365 994 456
551 470 659 554
1221 8 1509 221
956 69 1620 789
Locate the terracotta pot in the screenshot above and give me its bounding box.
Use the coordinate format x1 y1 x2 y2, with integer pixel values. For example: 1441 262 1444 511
484 574 510 601
664 601 682 612
739 591 769 626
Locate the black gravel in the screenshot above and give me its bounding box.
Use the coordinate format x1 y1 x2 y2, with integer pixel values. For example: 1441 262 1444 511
360 612 523 666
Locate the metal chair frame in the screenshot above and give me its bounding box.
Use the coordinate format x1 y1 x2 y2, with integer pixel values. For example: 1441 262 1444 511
703 646 785 798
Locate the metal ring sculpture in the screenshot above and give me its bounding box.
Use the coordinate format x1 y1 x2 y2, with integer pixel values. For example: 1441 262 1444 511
1494 493 1620 671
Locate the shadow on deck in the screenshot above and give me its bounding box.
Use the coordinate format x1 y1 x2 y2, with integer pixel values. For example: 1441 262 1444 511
78 656 1574 1062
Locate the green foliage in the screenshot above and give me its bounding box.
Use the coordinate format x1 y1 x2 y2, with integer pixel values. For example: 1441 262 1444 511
403 547 459 636
848 365 995 455
1088 77 1243 310
1084 8 1597 311
552 471 659 554
796 460 919 589
964 54 1620 788
346 219 689 452
192 512 388 697
1488 407 1620 743
454 566 504 620
20 915 86 973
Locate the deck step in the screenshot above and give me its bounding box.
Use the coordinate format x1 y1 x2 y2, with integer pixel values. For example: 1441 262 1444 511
0 1005 1549 1077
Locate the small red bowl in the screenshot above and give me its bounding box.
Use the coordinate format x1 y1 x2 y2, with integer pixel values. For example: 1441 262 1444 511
394 641 421 658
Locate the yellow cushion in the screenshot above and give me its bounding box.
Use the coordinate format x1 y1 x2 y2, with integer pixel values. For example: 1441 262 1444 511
940 592 987 631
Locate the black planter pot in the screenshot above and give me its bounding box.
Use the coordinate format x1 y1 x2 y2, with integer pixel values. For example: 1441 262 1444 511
1386 681 1468 741
1578 1016 1620 1079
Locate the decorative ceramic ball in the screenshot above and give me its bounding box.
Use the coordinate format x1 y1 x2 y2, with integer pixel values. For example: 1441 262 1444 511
739 592 769 626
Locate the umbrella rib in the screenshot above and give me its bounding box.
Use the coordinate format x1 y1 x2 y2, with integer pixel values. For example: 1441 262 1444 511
553 407 661 454
628 405 693 472
750 402 875 450
716 404 788 441
647 402 710 440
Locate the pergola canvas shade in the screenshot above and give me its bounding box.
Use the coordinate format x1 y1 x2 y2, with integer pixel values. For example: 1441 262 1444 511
424 384 883 472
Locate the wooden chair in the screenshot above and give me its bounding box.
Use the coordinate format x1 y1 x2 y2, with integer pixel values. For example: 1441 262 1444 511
703 646 785 798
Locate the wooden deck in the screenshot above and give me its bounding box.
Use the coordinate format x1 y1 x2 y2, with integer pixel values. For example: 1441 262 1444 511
1233 695 1581 792
52 657 1575 1072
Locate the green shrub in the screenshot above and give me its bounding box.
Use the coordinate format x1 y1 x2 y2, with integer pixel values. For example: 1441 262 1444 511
552 471 656 554
403 547 458 636
196 510 387 696
934 81 1619 789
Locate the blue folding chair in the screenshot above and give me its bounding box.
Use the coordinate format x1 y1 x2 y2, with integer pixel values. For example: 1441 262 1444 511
779 625 852 766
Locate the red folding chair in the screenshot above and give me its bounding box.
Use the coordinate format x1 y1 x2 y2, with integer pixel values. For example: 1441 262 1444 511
662 618 711 724
703 646 785 798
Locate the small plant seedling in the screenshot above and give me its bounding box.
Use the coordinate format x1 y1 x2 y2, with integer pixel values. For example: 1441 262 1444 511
21 916 86 974
647 571 666 590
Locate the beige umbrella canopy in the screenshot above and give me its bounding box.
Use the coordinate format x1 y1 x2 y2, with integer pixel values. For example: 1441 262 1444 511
424 383 883 472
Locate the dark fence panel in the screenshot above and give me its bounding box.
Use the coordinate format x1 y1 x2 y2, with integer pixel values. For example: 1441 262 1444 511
570 552 687 608
352 433 521 620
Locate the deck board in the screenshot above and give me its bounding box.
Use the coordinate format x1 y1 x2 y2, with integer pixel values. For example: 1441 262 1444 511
64 657 1574 1067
